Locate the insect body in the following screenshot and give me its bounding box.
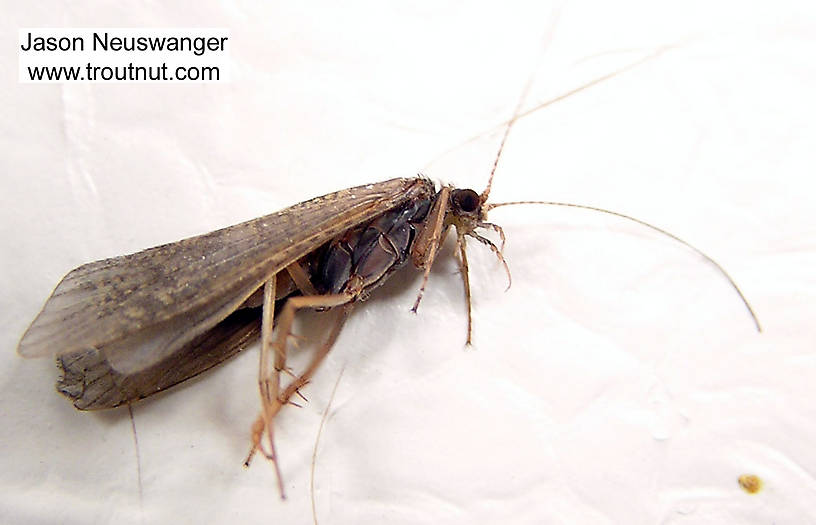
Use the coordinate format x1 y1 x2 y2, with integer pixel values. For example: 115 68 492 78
17 67 761 499
16 175 513 496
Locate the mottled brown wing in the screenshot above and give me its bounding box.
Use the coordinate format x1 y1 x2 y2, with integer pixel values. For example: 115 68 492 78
18 177 434 374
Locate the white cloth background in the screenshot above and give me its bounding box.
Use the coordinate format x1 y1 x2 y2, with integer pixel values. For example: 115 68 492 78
1 2 814 524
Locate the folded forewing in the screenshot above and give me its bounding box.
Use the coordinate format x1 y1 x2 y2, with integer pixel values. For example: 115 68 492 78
18 177 433 373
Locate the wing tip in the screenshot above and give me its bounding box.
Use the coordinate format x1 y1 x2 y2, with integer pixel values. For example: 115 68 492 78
17 325 42 358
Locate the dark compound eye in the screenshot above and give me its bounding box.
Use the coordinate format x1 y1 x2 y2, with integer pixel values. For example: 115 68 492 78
451 189 480 213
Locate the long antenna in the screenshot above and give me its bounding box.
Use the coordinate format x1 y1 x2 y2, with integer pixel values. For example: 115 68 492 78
481 10 561 203
425 45 676 174
488 200 762 332
481 70 534 204
507 45 674 125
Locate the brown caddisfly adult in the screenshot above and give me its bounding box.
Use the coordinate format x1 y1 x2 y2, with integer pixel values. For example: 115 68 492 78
16 66 761 500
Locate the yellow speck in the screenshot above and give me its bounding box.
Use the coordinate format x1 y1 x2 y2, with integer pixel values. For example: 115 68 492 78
738 474 762 494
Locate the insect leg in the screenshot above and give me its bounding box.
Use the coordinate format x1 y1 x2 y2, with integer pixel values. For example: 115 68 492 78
258 261 329 427
477 221 507 252
455 231 474 345
245 268 306 478
246 292 354 498
245 274 287 497
260 275 277 410
411 186 452 313
286 260 319 297
468 231 512 291
273 295 354 407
